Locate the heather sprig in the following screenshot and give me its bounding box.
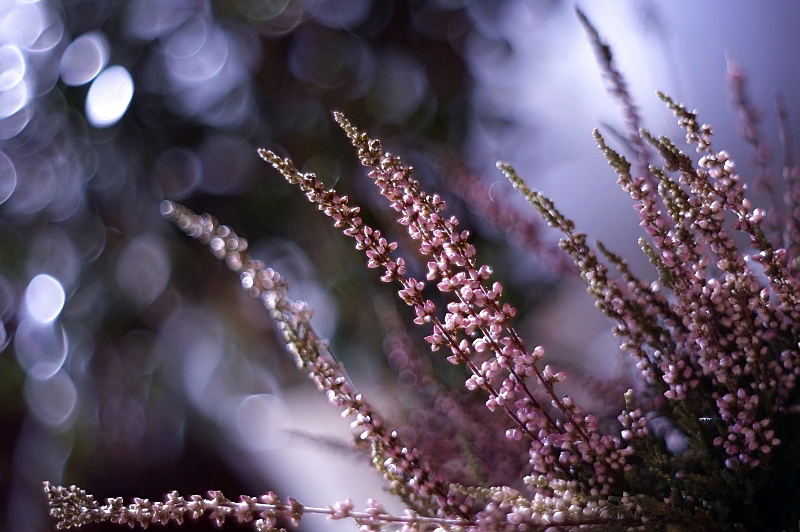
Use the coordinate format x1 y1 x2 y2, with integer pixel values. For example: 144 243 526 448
158 200 461 520
497 161 670 394
373 294 528 489
656 92 800 321
576 7 654 190
43 482 471 532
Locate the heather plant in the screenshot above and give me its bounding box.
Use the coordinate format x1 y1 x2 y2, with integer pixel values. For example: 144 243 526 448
44 11 800 532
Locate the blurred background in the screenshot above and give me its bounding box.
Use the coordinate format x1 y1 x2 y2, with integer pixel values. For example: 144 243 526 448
1 1 799 530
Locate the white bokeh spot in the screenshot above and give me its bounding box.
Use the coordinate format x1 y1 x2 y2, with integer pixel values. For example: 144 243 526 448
85 65 134 127
25 274 65 324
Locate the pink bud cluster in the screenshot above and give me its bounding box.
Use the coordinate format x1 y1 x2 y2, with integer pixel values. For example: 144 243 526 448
655 97 800 468
375 295 530 488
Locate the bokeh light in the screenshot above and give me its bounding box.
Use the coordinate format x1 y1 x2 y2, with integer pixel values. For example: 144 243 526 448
366 50 430 124
3 153 56 215
123 0 195 41
152 147 203 199
1 2 45 49
115 234 170 309
0 149 15 203
26 229 80 293
182 336 224 407
0 72 28 119
23 3 63 53
14 318 68 379
164 16 228 83
312 0 371 29
0 44 25 91
85 65 134 127
24 274 65 324
234 393 291 451
59 32 109 86
24 368 78 429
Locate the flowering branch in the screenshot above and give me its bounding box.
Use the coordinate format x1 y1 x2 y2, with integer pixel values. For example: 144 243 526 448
259 113 640 497
43 482 470 531
158 200 463 519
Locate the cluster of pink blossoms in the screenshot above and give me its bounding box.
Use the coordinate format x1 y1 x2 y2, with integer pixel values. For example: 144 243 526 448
607 95 800 469
501 80 800 482
258 113 645 527
374 295 530 488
